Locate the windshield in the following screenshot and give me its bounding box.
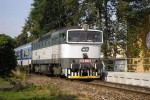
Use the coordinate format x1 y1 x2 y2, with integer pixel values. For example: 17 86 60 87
68 31 102 42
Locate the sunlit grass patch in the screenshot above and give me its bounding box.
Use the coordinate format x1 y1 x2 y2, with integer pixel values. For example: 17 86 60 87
11 67 27 82
0 90 51 100
0 81 79 100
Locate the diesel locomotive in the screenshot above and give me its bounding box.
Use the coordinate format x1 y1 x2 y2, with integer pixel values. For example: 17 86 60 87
15 24 103 79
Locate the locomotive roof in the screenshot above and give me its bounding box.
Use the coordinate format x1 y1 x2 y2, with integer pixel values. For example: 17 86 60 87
32 26 79 43
44 26 78 36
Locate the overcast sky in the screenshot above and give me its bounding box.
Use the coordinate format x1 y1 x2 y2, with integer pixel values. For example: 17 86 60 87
0 0 33 38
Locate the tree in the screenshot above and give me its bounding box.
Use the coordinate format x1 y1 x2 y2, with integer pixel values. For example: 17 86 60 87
78 0 97 24
14 33 28 48
94 0 149 58
0 34 17 77
20 0 149 59
127 0 149 57
116 0 150 57
26 0 80 38
93 0 116 58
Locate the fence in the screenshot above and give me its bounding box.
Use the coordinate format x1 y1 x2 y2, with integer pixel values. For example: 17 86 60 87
102 58 150 73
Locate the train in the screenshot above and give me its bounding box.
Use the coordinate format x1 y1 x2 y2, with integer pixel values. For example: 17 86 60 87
15 24 104 79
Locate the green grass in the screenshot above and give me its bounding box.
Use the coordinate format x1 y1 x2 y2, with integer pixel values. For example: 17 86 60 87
0 90 50 100
0 89 78 100
0 79 79 100
0 77 6 82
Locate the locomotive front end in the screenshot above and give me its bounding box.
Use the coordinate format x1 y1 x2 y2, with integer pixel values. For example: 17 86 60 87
68 59 103 79
61 25 103 79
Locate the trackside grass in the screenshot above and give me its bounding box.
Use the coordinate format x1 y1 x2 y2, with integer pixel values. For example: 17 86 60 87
0 79 78 100
0 68 79 100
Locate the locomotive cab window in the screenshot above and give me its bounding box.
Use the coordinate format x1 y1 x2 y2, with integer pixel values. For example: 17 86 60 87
67 30 103 43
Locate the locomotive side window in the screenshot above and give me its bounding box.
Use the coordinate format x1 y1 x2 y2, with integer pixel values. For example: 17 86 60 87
48 39 51 46
60 33 66 43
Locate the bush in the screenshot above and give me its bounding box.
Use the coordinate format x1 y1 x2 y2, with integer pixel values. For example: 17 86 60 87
0 34 17 77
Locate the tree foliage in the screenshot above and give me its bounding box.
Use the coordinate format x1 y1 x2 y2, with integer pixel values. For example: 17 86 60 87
15 0 149 58
14 33 28 48
25 0 80 38
0 34 17 77
95 0 150 58
116 0 150 57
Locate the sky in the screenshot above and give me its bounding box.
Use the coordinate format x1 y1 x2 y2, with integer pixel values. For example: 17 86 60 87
0 0 33 38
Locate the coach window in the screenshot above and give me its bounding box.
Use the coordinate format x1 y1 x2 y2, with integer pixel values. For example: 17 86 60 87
17 51 21 58
19 51 21 58
27 49 29 56
24 50 26 57
24 49 29 57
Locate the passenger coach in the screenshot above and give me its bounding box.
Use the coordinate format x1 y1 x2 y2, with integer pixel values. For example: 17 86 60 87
14 43 32 67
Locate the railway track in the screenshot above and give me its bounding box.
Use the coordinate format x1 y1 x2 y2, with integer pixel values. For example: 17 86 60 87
31 74 150 94
28 74 150 100
51 76 150 95
89 80 150 95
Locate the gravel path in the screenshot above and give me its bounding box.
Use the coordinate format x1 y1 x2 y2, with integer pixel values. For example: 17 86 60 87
27 75 150 100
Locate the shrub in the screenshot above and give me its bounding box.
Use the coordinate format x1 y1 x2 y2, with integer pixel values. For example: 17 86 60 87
11 67 27 81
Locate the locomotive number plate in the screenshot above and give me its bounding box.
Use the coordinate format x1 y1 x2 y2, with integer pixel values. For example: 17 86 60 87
79 59 91 63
